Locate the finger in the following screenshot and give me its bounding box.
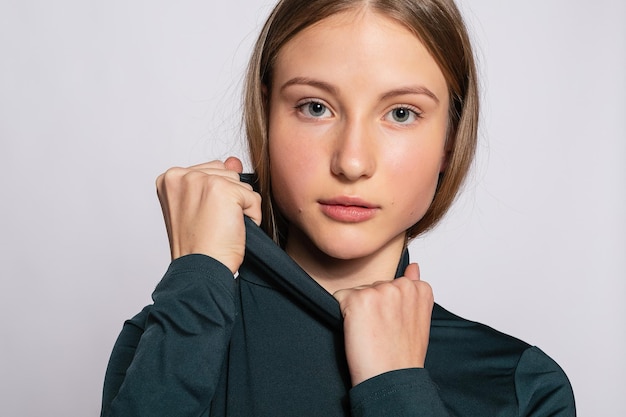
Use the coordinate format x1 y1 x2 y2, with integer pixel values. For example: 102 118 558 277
404 262 420 281
224 156 244 173
239 186 263 226
187 168 252 189
333 281 381 298
186 157 243 175
176 166 247 188
332 288 349 304
187 160 227 170
185 159 243 176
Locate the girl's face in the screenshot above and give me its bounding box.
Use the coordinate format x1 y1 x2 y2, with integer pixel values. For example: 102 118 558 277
268 9 449 275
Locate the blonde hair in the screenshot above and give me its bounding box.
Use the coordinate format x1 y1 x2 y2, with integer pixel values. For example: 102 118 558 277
243 0 478 244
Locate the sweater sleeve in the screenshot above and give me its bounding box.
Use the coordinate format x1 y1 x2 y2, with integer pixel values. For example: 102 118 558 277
100 254 237 417
349 368 451 417
515 346 576 416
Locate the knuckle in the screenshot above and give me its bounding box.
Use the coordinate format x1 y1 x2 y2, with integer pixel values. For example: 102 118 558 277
333 289 347 303
356 284 392 306
157 167 186 195
416 280 433 294
202 174 229 193
393 277 416 294
164 166 185 177
181 169 202 181
161 167 186 186
415 281 434 303
378 281 401 298
354 289 377 307
342 287 373 304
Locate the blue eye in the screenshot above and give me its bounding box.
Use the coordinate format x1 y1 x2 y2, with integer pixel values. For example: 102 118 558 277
392 108 410 122
308 102 326 117
297 101 332 118
386 106 420 124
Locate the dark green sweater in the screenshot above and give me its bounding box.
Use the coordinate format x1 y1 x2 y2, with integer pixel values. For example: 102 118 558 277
101 217 575 416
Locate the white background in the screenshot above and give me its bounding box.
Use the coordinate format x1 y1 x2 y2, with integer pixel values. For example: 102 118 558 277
1 1 624 415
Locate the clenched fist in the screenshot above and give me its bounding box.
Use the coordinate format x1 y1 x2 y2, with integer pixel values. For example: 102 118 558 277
156 157 262 273
334 263 433 386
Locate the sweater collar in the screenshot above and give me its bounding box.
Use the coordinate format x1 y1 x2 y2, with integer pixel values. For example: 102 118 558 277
240 216 410 331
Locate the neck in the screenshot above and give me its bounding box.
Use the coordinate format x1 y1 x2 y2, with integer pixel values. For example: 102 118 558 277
285 228 406 294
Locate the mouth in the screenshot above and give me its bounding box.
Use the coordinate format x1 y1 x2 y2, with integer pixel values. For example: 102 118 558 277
319 196 378 208
318 197 379 223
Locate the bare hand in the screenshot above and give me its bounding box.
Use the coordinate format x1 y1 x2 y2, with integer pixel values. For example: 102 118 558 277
333 263 433 386
155 157 262 273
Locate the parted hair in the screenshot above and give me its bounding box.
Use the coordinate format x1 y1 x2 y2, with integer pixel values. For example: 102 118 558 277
243 0 479 245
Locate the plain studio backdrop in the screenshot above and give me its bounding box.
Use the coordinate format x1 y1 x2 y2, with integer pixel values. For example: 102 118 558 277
1 1 624 415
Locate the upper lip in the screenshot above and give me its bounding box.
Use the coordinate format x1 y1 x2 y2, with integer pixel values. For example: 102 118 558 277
318 196 379 208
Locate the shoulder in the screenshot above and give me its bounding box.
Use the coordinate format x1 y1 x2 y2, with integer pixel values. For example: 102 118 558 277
515 346 576 415
430 303 531 355
427 304 575 415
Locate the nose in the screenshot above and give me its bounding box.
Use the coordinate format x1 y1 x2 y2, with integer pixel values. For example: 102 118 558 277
330 119 377 181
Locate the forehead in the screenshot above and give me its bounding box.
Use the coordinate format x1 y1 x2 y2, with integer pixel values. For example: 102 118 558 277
272 9 448 99
277 9 419 63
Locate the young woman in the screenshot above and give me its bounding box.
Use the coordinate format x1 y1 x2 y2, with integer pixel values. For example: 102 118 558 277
101 0 576 415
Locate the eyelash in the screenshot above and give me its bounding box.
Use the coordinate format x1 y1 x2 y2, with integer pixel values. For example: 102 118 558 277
385 105 423 125
294 100 332 119
294 100 423 124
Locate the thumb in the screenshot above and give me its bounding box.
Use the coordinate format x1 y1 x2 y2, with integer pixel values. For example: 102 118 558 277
224 156 244 173
404 263 421 281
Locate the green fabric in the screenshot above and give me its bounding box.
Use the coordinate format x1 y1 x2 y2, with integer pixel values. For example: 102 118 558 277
101 218 575 416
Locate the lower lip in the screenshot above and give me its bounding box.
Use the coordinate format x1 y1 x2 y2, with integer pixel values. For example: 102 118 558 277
319 204 378 223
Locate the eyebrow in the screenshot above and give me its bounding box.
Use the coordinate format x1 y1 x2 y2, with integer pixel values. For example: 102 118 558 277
280 77 440 104
280 77 338 96
380 86 440 104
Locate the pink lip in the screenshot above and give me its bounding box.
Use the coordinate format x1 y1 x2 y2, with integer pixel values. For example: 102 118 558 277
318 197 379 223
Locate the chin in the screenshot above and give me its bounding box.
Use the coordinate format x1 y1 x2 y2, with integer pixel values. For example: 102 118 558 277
284 217 408 265
310 230 402 263
316 244 370 261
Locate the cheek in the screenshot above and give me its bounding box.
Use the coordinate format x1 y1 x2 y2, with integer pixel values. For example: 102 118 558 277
268 122 310 215
395 172 439 213
387 142 446 219
387 138 446 181
268 109 329 193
